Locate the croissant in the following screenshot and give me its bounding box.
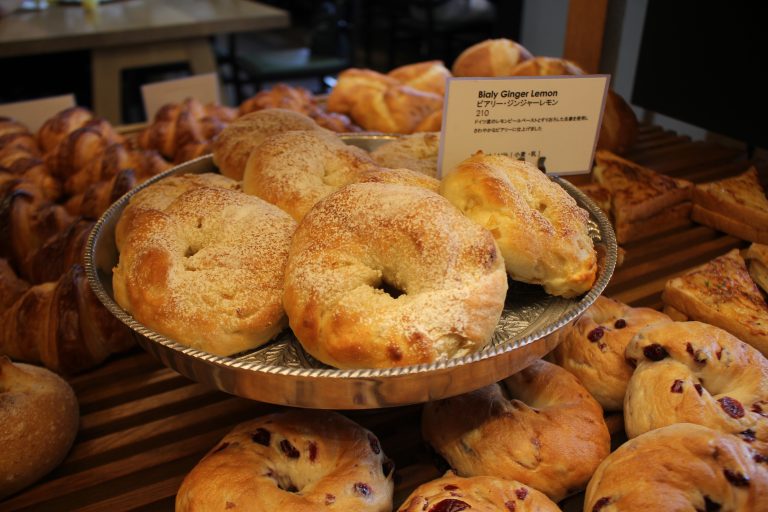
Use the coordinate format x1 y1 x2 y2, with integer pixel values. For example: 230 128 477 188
0 260 134 374
20 218 93 284
37 106 95 154
0 258 29 311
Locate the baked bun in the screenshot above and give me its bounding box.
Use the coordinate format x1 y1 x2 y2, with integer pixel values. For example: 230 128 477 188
623 321 768 444
369 132 440 178
397 471 560 512
547 295 672 411
176 410 394 511
584 423 768 511
283 182 507 368
211 108 328 180
745 242 768 294
242 130 438 221
452 38 534 77
113 187 296 356
508 56 586 76
387 60 452 96
114 172 241 251
0 356 79 499
422 359 610 501
440 152 597 298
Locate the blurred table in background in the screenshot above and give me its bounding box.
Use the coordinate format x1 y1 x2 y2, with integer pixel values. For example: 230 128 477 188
0 0 289 123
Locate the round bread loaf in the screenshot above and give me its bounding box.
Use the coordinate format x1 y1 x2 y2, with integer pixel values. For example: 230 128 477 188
176 410 394 511
548 295 672 410
397 471 560 512
283 182 507 368
623 321 768 445
0 356 79 499
441 152 597 298
242 130 438 221
452 38 533 77
212 108 328 180
422 359 610 502
113 186 296 356
584 423 768 511
114 172 240 250
370 132 440 178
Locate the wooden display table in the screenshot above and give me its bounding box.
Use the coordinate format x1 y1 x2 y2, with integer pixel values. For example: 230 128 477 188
1 124 763 511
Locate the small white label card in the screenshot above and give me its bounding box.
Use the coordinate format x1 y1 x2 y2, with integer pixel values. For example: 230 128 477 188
141 73 220 122
438 75 609 176
0 94 76 132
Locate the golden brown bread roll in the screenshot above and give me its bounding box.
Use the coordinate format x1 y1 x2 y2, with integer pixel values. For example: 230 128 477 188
387 60 452 96
547 295 672 411
397 471 560 512
422 359 610 501
113 187 297 356
584 423 768 511
452 38 534 77
623 321 768 445
0 356 79 500
283 182 507 368
212 108 328 181
176 410 395 511
441 152 597 298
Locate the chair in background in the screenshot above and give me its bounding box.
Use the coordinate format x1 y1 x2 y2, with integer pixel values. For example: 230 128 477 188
222 0 352 103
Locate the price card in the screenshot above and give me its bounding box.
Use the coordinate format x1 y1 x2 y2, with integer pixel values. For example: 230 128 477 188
438 75 609 177
141 73 220 121
0 94 76 132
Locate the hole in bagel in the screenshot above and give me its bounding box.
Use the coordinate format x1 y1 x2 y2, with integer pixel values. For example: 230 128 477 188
184 246 198 258
376 278 405 299
269 471 299 493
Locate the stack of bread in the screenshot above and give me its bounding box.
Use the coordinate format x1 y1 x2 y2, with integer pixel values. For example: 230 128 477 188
0 107 171 375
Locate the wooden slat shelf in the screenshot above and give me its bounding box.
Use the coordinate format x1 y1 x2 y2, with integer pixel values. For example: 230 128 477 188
2 124 765 511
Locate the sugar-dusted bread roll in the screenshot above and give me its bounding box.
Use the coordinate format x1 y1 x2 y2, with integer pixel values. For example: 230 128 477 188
441 152 597 298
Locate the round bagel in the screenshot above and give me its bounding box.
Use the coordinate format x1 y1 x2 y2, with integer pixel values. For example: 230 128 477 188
113 186 297 356
422 359 610 501
370 132 440 178
584 423 768 511
397 471 560 512
440 152 597 298
243 130 438 221
452 38 534 77
283 182 507 368
548 295 672 410
0 356 79 499
176 410 394 511
623 321 768 445
212 108 328 181
115 172 240 251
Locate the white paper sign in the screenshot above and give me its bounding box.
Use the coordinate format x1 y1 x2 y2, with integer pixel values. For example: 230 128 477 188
438 75 609 176
0 95 76 132
141 73 220 122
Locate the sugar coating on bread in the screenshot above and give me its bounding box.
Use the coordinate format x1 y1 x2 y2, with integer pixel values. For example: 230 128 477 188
283 182 507 368
441 152 597 298
585 423 768 511
176 410 394 512
113 186 296 356
0 356 79 499
422 359 610 502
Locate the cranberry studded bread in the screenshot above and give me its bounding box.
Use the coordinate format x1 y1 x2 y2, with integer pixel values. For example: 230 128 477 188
592 150 693 244
692 166 768 243
745 243 768 294
662 248 768 356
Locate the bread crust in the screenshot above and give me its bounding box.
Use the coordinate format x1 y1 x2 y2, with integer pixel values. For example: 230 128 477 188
745 243 768 294
369 132 440 178
441 152 597 298
615 201 692 244
176 410 394 512
692 204 768 244
584 423 768 511
422 359 610 502
593 150 693 225
0 356 79 499
451 38 533 77
283 183 507 368
661 248 768 356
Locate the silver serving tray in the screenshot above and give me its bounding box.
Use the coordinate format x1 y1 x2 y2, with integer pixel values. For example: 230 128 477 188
85 135 616 409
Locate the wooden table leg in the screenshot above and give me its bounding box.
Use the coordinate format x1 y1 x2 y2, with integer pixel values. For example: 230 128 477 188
91 38 218 124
